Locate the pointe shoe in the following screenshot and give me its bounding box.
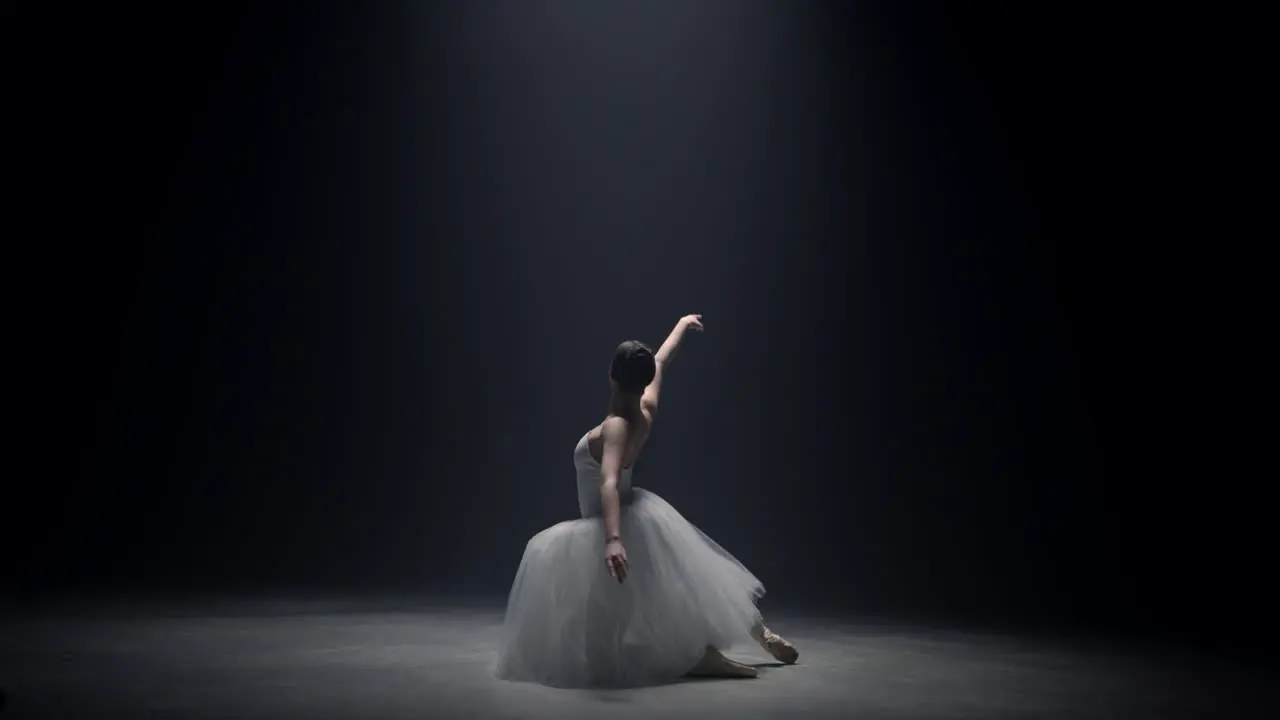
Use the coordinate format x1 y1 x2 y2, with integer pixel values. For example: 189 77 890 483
756 626 799 664
687 646 759 678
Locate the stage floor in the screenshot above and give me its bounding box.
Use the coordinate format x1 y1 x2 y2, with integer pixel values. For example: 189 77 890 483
1 595 1274 719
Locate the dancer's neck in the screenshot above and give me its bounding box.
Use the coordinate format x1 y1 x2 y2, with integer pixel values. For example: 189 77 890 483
608 392 642 418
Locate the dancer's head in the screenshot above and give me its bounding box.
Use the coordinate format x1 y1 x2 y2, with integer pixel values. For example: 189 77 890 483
609 340 655 396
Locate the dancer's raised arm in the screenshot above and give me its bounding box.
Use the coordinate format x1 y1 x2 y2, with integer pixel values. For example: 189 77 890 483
641 314 704 416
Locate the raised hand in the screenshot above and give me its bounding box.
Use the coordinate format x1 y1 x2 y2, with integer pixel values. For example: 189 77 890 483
680 314 704 332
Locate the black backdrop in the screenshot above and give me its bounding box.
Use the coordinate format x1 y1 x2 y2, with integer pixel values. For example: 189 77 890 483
5 2 1263 652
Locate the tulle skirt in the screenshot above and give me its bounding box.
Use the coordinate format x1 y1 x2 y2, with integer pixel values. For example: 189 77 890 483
493 488 765 688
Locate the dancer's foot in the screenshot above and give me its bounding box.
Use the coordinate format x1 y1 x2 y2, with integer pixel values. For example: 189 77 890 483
686 646 758 678
752 623 799 664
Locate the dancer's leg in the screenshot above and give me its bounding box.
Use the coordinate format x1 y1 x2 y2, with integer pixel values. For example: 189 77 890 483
752 618 799 664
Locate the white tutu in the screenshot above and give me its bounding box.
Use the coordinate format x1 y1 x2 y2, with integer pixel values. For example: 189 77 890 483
493 487 765 688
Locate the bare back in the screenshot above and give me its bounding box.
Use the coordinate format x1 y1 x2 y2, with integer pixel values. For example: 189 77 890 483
585 409 653 470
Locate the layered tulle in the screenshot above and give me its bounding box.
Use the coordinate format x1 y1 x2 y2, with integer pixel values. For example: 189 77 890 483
493 488 765 688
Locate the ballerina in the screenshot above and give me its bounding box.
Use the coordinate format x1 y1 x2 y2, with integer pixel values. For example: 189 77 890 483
493 314 798 688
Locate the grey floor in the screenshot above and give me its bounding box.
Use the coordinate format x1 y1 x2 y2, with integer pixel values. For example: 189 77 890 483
1 596 1275 719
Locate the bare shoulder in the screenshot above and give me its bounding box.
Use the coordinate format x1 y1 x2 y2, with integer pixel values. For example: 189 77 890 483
587 416 629 464
587 416 628 440
641 392 659 417
600 414 630 441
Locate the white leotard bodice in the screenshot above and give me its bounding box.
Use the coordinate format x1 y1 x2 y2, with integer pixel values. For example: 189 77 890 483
574 432 634 519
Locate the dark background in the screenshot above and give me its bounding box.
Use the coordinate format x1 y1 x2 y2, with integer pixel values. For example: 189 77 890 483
5 2 1260 653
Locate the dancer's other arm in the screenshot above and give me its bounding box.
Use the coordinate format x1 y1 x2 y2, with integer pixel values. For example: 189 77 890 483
641 314 704 416
600 416 630 583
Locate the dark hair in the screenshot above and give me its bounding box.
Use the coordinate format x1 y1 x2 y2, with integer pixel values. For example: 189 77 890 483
610 340 655 395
